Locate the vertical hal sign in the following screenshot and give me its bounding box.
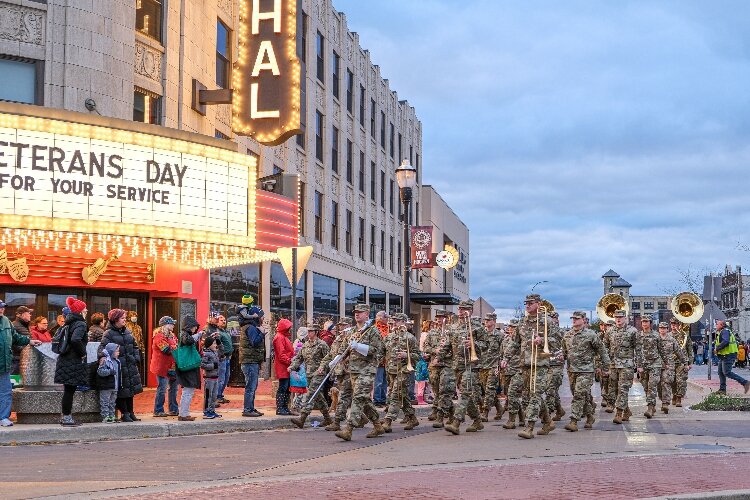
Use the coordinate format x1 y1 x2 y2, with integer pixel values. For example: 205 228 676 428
234 0 301 146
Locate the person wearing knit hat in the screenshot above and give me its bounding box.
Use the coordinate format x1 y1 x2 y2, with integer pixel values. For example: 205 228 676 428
97 343 121 423
150 315 179 417
53 297 89 427
100 308 143 423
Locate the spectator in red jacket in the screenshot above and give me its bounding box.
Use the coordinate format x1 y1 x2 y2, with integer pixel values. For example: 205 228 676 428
273 318 294 415
30 316 52 343
150 316 179 417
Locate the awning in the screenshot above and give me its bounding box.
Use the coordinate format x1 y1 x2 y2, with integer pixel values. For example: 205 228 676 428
410 293 461 305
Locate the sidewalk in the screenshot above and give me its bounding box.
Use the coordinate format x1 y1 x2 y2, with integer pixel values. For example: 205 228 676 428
687 363 750 396
3 379 433 446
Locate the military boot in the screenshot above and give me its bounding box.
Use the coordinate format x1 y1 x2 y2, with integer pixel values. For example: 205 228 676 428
613 409 623 424
518 422 535 439
494 400 505 420
404 415 419 430
564 418 578 432
671 395 677 405
366 420 385 438
290 412 309 429
553 402 566 421
584 414 596 429
400 415 409 424
466 418 484 432
444 418 461 435
605 404 614 414
325 419 341 431
503 413 517 429
644 405 655 419
661 403 669 414
382 417 393 433
432 414 445 428
622 407 632 422
480 409 489 422
322 411 333 427
335 424 353 441
427 408 438 421
675 397 683 407
537 417 555 436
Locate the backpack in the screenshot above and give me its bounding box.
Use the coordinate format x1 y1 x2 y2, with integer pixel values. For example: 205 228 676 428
51 324 70 354
242 324 265 347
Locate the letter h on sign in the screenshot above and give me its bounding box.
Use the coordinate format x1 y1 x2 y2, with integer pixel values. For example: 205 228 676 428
233 0 302 146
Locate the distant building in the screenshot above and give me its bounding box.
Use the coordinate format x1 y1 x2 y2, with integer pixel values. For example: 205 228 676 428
720 265 750 341
601 270 672 328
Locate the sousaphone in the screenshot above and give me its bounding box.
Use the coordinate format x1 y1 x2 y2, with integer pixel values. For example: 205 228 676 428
596 293 628 322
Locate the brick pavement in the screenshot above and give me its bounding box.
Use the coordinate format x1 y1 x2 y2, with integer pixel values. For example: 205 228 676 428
130 453 750 500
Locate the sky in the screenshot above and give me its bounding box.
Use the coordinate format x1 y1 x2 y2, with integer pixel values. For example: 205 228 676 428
334 0 750 322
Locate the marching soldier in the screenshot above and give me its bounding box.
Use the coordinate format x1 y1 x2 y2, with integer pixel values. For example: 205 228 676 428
563 311 610 431
545 311 566 421
637 315 667 419
517 294 555 439
605 309 640 424
335 304 386 442
658 321 688 414
318 318 355 431
480 312 504 421
669 317 692 407
290 324 333 428
596 320 614 408
501 319 524 428
445 300 487 435
422 309 455 428
382 313 420 432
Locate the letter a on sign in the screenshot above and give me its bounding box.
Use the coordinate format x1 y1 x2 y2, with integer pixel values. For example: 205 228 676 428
234 0 302 146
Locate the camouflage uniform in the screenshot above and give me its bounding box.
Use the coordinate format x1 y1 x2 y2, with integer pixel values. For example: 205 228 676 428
659 333 687 406
320 326 355 424
595 327 613 406
383 327 420 421
422 324 455 418
563 324 610 421
517 314 551 424
671 325 691 400
290 337 330 413
502 328 523 415
346 322 385 428
636 328 666 407
605 322 639 411
563 328 576 393
450 317 487 423
480 326 503 413
544 323 565 417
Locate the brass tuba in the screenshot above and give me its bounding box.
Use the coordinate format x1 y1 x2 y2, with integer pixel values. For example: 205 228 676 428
671 292 704 348
596 293 628 322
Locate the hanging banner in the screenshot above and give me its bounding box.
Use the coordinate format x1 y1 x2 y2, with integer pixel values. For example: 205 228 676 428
411 226 433 269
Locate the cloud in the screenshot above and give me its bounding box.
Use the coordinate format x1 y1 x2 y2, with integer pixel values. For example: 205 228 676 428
334 0 750 311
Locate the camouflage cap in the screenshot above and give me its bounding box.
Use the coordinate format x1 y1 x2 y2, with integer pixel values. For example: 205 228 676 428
508 318 520 327
352 303 370 313
658 321 669 328
549 311 559 319
640 315 653 322
605 319 615 326
484 312 497 321
570 311 586 319
337 317 353 326
458 299 475 309
306 322 322 331
524 294 541 303
613 309 627 318
391 312 409 322
434 309 449 317
669 317 680 324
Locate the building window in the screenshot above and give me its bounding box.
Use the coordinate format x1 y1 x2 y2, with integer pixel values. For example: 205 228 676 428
296 8 308 149
398 133 403 162
0 57 41 105
314 190 323 242
298 182 306 236
380 171 385 208
380 230 385 268
409 145 413 164
346 140 353 184
331 125 339 173
380 111 386 148
389 123 395 158
270 263 306 320
358 152 365 193
369 288 386 317
389 236 394 272
644 301 654 310
133 88 160 124
358 217 365 259
297 6 307 63
214 130 230 140
397 241 402 272
389 294 402 315
416 153 420 182
370 161 376 201
315 111 324 162
332 51 340 99
345 210 352 254
370 99 376 139
136 0 162 42
316 31 325 83
345 282 365 317
359 85 366 126
331 201 339 249
312 272 339 318
216 20 231 89
389 179 394 214
346 69 354 113
632 302 640 310
657 301 668 310
370 225 376 264
210 264 261 314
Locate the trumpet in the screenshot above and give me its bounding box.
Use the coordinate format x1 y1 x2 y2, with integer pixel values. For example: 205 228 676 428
466 316 479 363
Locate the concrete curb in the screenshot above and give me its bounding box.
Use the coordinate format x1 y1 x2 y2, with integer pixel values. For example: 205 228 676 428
645 489 750 500
0 405 435 446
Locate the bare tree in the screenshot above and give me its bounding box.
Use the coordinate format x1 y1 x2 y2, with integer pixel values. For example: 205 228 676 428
659 264 723 296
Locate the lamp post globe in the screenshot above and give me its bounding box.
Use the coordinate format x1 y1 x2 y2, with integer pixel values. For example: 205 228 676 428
395 159 417 191
396 159 417 317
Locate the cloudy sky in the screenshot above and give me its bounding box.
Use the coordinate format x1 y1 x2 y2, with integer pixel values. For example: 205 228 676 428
335 0 750 320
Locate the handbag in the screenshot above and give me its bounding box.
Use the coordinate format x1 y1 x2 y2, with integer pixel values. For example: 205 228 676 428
290 364 307 388
172 340 201 371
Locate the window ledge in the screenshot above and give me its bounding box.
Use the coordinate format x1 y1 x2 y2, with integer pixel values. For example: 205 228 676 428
135 32 165 53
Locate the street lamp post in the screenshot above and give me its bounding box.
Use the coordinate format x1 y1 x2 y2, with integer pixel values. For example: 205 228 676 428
396 159 417 317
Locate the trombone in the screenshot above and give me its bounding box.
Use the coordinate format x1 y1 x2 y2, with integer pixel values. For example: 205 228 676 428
404 326 415 372
529 305 552 393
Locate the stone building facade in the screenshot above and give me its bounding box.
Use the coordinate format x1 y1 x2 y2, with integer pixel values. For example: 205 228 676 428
601 270 672 327
721 265 750 340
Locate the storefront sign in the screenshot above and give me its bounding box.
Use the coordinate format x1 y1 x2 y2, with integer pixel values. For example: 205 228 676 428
435 245 459 270
453 243 468 284
233 0 301 146
0 112 256 248
411 226 433 269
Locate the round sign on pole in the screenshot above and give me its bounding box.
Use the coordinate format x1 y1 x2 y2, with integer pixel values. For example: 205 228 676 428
436 246 459 270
